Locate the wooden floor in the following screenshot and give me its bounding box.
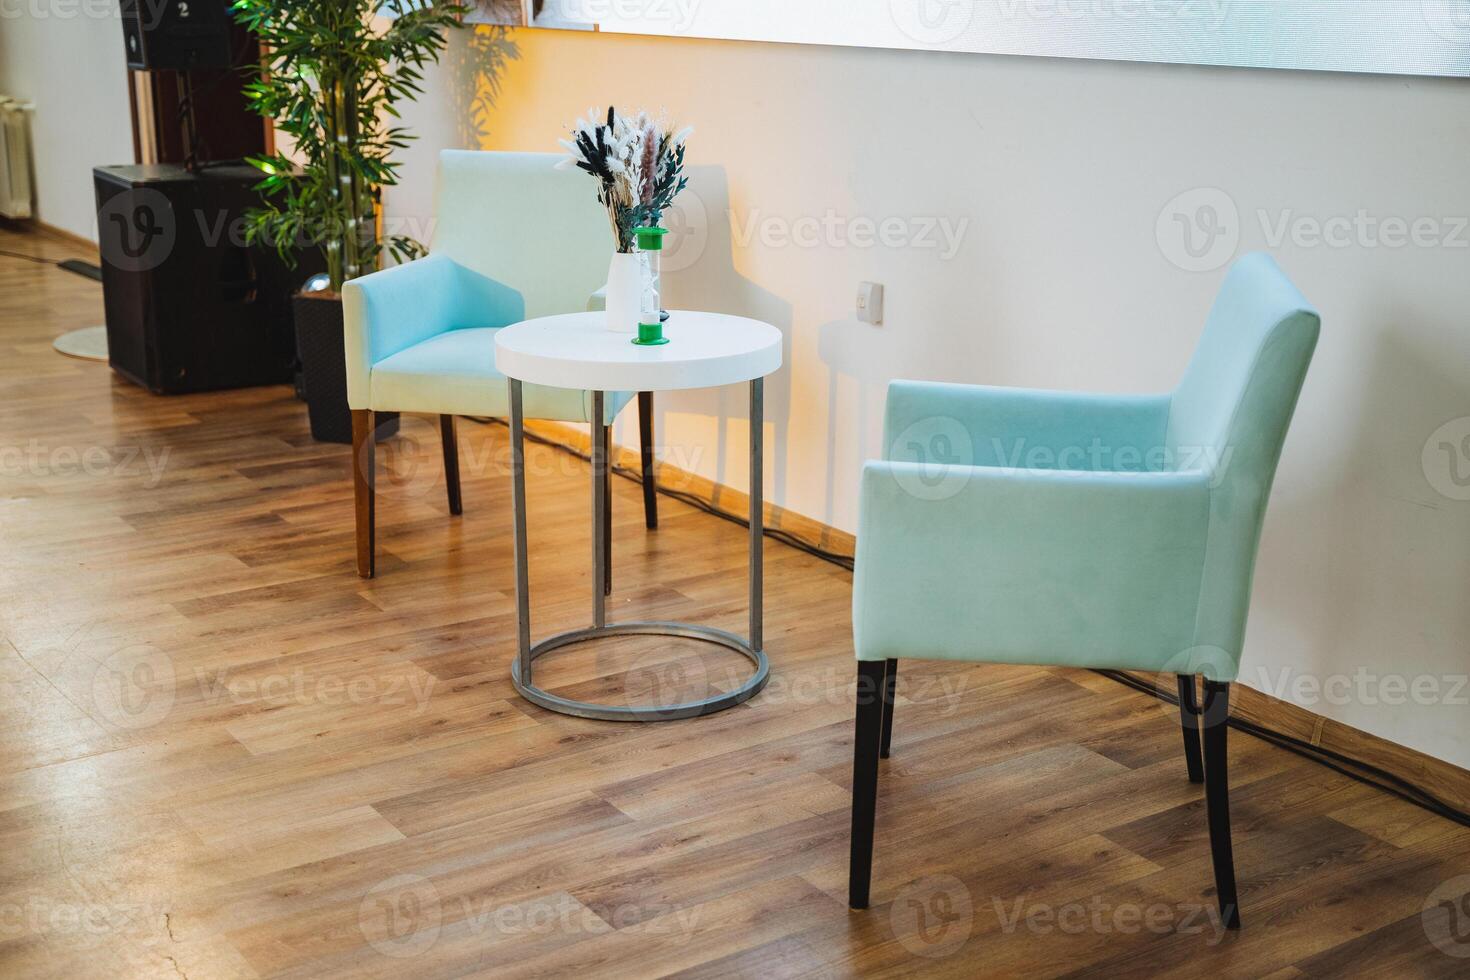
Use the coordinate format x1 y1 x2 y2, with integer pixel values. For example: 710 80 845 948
2 224 1469 979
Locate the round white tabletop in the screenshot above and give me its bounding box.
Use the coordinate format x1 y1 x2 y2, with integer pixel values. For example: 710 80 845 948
495 310 782 392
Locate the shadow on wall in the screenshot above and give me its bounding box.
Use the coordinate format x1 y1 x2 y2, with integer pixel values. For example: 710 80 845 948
442 25 520 149
806 203 992 529
814 316 886 530
1248 305 1470 767
637 164 795 507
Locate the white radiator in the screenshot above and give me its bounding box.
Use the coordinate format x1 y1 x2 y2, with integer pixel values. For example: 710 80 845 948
0 98 35 220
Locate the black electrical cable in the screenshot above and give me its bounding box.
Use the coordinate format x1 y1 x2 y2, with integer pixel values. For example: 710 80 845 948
1094 669 1470 828
462 414 1467 827
0 247 55 266
0 249 104 281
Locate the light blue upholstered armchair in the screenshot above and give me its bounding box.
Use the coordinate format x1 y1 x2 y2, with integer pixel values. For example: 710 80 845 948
848 253 1320 931
341 150 658 578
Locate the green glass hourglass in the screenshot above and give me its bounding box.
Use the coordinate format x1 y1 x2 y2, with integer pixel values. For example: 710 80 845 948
632 226 670 346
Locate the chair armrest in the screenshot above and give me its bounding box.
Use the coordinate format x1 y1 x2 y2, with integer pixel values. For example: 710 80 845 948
587 283 607 313
341 254 524 410
853 462 1221 676
883 380 1172 472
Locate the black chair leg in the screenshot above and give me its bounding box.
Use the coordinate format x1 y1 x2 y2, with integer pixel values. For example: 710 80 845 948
880 660 897 759
1177 674 1204 784
1202 680 1241 930
440 415 463 516
603 425 613 597
849 660 886 910
638 391 658 530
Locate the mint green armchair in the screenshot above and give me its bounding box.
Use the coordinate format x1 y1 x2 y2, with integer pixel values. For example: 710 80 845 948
848 253 1321 932
341 151 658 578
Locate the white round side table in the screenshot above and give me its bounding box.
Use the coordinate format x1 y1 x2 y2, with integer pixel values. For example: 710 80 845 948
494 310 783 722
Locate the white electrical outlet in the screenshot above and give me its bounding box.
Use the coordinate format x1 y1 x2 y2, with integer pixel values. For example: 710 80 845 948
857 282 884 324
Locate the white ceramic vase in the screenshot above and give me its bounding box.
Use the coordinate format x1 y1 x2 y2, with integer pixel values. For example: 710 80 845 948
605 252 640 333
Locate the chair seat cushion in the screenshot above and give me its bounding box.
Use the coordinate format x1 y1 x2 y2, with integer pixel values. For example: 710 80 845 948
369 327 633 423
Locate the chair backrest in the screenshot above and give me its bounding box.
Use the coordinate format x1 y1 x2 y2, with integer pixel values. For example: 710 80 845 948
430 149 613 320
1167 252 1320 667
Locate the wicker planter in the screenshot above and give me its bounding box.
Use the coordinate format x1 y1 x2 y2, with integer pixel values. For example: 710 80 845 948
293 291 397 444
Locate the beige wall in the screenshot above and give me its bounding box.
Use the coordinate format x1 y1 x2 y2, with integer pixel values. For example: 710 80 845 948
385 26 1470 769
0 4 134 239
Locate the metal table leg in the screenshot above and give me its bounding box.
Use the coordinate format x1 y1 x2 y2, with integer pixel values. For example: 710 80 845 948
592 391 607 628
750 377 763 652
509 378 532 685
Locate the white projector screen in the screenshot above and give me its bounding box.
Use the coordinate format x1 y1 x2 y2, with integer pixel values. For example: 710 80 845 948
465 0 1470 78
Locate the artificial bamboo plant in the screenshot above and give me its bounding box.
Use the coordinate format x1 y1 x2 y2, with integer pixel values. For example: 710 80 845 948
233 0 465 291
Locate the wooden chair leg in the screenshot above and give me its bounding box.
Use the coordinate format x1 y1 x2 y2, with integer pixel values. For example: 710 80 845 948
441 414 462 517
638 391 658 529
880 659 897 759
849 660 886 910
1202 680 1241 930
351 409 376 579
603 425 613 597
1177 674 1205 784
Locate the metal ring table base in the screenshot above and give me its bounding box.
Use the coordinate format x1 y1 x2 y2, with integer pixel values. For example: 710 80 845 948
508 378 765 722
510 621 770 722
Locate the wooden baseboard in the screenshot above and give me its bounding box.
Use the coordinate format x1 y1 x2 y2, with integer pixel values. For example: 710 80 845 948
33 220 98 255
530 417 1467 814
1234 683 1470 815
1124 671 1470 815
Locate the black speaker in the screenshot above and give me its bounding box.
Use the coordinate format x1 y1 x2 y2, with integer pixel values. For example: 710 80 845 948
93 163 326 395
121 0 233 71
